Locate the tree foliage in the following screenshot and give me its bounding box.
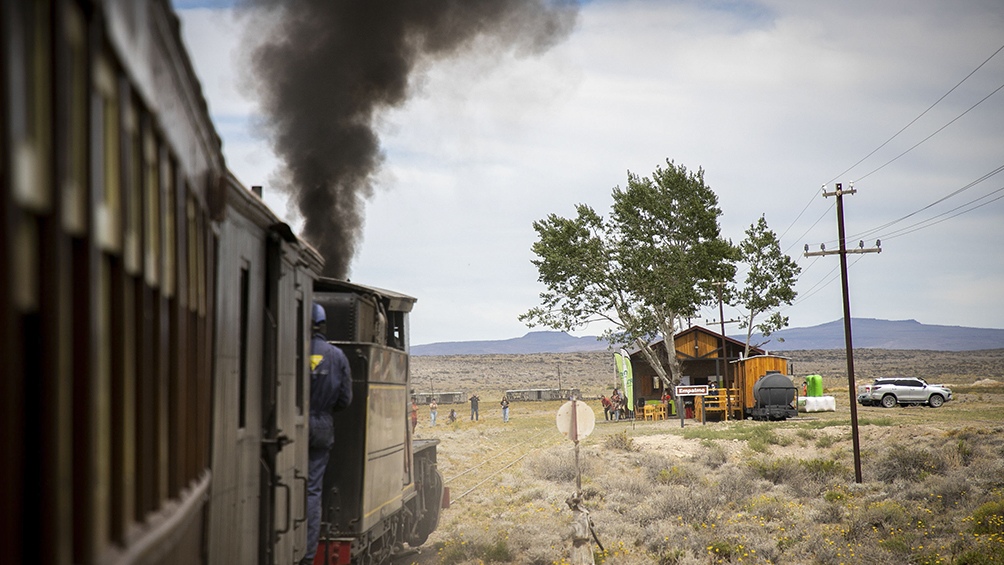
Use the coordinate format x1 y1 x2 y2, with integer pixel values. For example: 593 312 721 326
520 160 737 387
734 215 801 356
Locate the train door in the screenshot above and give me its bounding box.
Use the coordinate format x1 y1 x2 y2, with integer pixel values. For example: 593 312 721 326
258 230 314 565
207 208 268 564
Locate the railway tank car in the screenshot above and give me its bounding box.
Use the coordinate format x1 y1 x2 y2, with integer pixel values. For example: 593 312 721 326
749 371 798 421
733 354 798 421
1 1 442 564
314 279 445 565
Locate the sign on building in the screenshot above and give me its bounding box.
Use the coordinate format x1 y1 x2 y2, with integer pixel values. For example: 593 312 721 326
675 385 709 397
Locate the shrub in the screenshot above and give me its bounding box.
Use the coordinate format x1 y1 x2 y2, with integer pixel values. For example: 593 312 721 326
605 430 636 452
971 499 1004 535
747 457 804 485
654 465 698 486
526 449 587 482
799 457 846 481
811 501 844 524
696 441 729 469
746 426 782 453
873 443 945 482
815 434 838 448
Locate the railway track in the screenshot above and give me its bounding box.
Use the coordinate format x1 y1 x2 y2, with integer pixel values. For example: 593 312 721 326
442 428 561 505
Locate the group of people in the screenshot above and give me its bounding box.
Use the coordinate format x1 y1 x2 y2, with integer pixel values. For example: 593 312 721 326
600 389 629 421
466 393 511 423
409 393 511 430
415 397 457 428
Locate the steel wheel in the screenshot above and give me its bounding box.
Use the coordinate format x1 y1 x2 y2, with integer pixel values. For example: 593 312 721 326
881 394 897 408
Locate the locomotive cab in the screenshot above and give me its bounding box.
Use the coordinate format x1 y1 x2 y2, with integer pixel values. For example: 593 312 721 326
312 278 443 563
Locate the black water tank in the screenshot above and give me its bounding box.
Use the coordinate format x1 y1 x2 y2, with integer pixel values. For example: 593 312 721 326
753 372 796 407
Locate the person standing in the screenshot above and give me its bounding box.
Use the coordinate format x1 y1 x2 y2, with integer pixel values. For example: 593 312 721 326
469 394 480 421
303 303 352 565
500 396 510 423
411 397 419 434
601 395 612 421
429 399 438 426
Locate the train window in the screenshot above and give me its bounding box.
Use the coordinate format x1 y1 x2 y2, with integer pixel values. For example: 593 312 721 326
122 98 142 274
296 298 305 414
196 210 207 316
93 53 122 252
11 216 40 310
143 127 159 286
61 3 87 235
9 0 52 212
162 155 176 298
239 265 250 429
187 197 198 311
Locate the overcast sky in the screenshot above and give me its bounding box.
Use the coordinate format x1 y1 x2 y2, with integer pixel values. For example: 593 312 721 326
174 0 1004 346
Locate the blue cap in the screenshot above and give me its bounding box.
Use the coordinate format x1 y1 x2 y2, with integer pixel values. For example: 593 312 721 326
312 303 326 325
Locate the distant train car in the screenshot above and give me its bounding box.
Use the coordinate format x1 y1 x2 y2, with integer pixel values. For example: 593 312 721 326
314 279 444 563
413 392 466 405
505 388 580 401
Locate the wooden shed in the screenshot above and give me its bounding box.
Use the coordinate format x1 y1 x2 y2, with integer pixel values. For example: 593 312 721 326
733 354 791 412
627 326 765 418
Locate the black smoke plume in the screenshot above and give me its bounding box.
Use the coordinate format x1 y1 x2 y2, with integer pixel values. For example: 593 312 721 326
240 0 579 278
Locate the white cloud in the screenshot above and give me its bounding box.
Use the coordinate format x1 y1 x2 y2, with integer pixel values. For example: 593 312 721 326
176 0 1004 344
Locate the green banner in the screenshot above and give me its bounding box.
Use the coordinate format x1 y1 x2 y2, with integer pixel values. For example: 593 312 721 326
614 349 634 410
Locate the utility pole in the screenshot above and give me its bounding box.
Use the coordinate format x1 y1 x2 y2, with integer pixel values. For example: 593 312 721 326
711 282 728 378
804 182 881 483
710 282 744 420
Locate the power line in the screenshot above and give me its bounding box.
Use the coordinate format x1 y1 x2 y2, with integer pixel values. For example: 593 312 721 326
849 163 1004 242
825 42 1004 185
855 81 1004 182
782 200 834 255
777 42 1004 255
878 185 1004 242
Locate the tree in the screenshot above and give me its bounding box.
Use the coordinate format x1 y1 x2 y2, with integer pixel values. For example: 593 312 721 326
520 160 736 389
734 215 801 356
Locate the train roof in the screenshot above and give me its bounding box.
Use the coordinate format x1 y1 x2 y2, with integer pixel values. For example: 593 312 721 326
315 277 417 313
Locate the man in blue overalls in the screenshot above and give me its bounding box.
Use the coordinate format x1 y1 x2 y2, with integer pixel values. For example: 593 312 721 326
303 303 352 565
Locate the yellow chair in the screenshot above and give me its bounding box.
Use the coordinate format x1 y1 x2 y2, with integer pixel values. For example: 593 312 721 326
643 404 656 421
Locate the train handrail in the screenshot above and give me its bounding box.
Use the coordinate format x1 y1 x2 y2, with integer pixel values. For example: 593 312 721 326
294 470 308 527
276 481 292 535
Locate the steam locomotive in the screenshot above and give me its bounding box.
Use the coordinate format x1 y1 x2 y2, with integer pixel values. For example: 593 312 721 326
1 1 441 563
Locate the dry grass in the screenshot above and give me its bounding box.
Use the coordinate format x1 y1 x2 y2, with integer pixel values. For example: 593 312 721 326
402 350 1004 565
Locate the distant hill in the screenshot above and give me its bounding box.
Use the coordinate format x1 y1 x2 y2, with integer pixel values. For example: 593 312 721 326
411 331 612 356
746 318 1004 352
411 319 1004 356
